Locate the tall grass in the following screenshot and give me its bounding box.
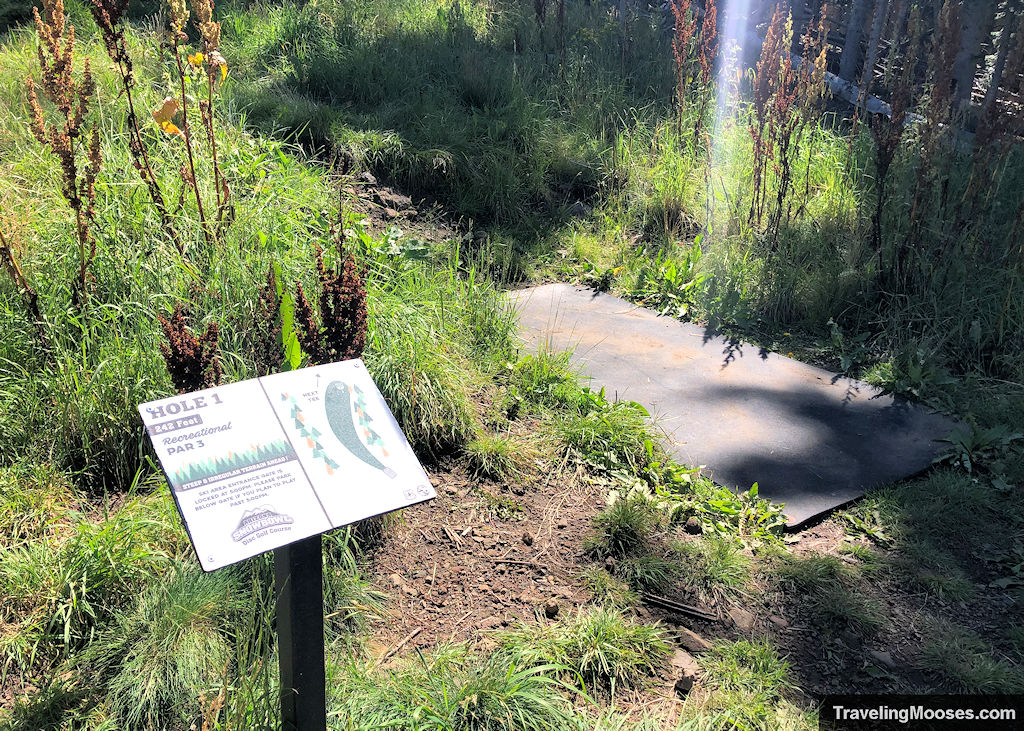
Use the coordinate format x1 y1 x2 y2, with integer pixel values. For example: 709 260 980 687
328 646 577 730
0 11 522 727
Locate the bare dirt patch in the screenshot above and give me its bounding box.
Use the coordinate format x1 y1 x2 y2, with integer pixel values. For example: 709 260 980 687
364 462 606 654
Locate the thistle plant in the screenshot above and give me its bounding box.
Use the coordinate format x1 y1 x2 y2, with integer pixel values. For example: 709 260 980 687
90 0 183 254
26 0 102 306
294 228 368 366
158 303 223 393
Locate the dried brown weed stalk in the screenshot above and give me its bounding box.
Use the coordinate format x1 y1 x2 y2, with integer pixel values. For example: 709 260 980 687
870 5 921 285
27 0 101 306
294 229 368 365
90 0 183 254
158 303 223 393
0 227 50 351
692 0 718 152
671 0 696 140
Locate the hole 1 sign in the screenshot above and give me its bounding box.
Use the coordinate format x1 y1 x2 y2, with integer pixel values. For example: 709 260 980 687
139 359 436 729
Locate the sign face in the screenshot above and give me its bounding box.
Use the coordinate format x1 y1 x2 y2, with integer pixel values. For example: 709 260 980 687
139 360 435 571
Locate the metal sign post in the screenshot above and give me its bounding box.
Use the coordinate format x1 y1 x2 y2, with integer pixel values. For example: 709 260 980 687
275 535 327 731
138 360 437 730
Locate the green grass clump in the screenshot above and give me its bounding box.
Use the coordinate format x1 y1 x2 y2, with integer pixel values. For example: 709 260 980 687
556 399 654 474
329 646 576 730
496 607 670 695
0 463 83 545
680 638 809 731
920 622 1024 694
670 538 751 604
614 554 681 594
579 567 637 610
465 433 522 482
0 502 176 675
587 493 662 560
83 564 245 731
772 554 883 636
506 353 589 413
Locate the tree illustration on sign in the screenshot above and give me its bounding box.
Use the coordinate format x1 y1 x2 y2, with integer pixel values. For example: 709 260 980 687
325 381 396 478
282 392 340 475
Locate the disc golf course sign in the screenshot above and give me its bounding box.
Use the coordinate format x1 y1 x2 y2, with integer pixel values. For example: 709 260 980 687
139 359 435 729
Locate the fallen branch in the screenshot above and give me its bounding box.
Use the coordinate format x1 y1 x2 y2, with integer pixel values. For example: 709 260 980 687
640 591 718 622
375 627 422 667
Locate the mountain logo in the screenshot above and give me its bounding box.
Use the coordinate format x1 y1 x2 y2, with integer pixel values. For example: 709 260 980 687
231 504 294 542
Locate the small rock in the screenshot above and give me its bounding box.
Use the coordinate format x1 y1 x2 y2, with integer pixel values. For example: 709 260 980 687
544 599 560 619
868 649 897 670
477 615 503 629
676 627 711 653
518 587 544 603
768 614 788 629
728 606 756 633
684 517 702 535
358 171 377 185
388 573 405 589
383 207 400 219
674 675 695 698
841 630 863 649
522 532 534 546
374 188 413 209
402 585 418 597
670 649 700 674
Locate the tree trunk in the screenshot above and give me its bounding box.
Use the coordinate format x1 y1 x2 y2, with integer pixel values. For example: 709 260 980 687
982 9 1016 113
840 0 872 81
953 0 996 110
861 0 889 91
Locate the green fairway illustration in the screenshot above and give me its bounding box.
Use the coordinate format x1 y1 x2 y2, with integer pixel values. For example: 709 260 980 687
325 380 397 478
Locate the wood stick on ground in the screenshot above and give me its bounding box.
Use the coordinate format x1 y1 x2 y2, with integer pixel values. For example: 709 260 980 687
375 627 422 667
640 592 718 622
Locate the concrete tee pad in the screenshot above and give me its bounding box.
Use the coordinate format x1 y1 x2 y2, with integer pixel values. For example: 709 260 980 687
509 284 957 528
